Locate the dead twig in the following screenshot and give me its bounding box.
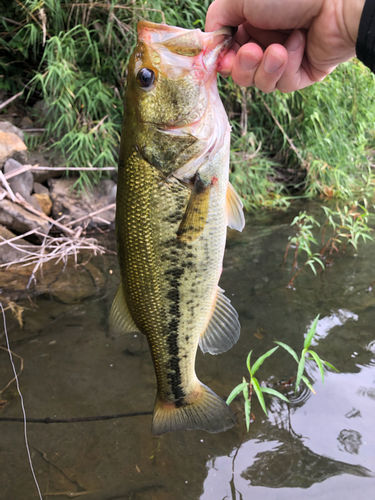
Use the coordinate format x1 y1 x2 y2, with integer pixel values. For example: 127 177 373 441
26 230 49 289
66 203 116 227
262 100 304 163
0 346 24 394
0 170 16 201
3 164 116 181
3 163 34 181
0 298 24 327
0 91 23 110
0 232 107 270
14 193 76 237
0 228 40 247
0 410 153 423
14 0 51 39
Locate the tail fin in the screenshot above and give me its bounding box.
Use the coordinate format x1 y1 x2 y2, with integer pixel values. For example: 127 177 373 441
152 382 236 435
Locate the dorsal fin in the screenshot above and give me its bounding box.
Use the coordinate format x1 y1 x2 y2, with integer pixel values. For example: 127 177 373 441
199 287 240 355
109 283 141 337
226 182 245 232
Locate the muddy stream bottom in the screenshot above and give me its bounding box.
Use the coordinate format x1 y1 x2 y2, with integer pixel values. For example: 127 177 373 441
1 203 375 500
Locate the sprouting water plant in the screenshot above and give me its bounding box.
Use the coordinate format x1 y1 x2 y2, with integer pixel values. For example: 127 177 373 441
320 202 373 256
275 315 338 394
226 346 289 432
284 203 373 286
227 315 338 432
283 211 325 285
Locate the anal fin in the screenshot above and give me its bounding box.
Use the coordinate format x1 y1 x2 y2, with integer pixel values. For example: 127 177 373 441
226 182 245 232
199 287 240 355
109 283 141 337
177 173 210 242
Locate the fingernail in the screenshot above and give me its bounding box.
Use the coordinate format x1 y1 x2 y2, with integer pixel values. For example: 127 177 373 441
239 51 259 72
264 53 284 74
285 30 303 52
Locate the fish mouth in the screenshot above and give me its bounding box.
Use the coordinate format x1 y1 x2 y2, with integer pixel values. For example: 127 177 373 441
137 22 235 131
201 26 236 72
137 21 236 63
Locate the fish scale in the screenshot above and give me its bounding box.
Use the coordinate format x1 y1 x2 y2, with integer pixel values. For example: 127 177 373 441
110 21 245 435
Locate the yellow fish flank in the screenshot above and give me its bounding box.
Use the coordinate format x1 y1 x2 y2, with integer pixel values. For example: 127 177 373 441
110 21 245 435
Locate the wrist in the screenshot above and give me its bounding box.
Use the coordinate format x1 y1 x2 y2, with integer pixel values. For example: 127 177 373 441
342 0 366 43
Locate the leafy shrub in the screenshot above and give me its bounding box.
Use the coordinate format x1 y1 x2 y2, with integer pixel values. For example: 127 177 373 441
1 1 374 201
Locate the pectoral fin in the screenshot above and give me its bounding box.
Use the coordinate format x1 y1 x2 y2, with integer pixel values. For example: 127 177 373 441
199 287 241 355
109 283 141 337
177 174 210 242
226 182 245 232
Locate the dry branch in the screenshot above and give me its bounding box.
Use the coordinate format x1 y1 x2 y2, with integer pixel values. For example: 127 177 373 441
0 230 107 270
0 346 24 394
262 100 304 163
0 91 23 110
15 193 76 236
3 163 34 181
0 170 16 202
66 203 116 227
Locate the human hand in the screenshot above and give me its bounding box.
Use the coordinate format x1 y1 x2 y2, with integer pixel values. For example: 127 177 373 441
205 0 365 93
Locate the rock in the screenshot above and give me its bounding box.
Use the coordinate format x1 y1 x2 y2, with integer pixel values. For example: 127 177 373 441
0 199 50 241
28 150 62 183
4 158 33 199
0 121 24 142
48 261 106 303
19 116 34 129
48 178 116 227
3 158 43 213
0 258 106 303
33 182 49 195
32 193 52 215
0 224 38 264
0 131 27 167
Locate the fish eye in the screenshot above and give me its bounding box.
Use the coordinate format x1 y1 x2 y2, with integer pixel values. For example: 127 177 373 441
137 68 155 89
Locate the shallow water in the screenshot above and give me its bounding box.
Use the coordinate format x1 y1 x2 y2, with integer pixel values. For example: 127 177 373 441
1 203 375 500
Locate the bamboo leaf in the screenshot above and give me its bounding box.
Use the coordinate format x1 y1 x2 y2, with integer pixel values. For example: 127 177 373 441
301 375 316 394
308 349 325 383
261 387 290 403
246 350 252 374
251 346 279 376
252 378 268 416
244 397 251 432
226 382 248 405
274 341 299 363
322 360 340 372
304 315 320 349
295 349 307 392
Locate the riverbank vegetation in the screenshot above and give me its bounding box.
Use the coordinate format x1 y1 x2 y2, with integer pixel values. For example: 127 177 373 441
1 0 375 208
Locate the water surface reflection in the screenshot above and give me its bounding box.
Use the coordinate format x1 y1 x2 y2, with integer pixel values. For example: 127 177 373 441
1 204 375 499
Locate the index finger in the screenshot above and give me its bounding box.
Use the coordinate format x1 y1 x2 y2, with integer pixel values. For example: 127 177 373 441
205 0 247 32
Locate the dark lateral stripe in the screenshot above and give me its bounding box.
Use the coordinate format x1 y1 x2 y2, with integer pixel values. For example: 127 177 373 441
165 263 186 406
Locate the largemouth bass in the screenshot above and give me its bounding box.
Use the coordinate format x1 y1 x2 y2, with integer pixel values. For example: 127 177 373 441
111 21 245 435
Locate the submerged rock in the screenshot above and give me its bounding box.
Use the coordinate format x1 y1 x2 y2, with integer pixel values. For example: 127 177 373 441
0 258 106 303
0 224 38 264
0 199 50 240
48 178 116 227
